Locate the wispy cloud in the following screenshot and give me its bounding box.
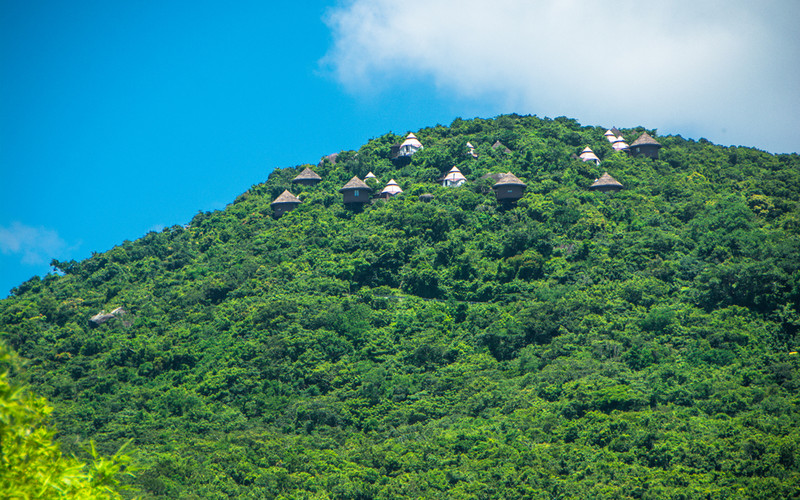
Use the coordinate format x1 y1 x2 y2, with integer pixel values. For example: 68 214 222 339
322 0 799 153
0 222 67 265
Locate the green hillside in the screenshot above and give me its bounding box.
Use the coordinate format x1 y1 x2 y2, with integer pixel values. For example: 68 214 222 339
2 114 800 499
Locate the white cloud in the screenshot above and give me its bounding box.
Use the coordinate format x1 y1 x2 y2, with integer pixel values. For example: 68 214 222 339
323 0 799 153
0 222 67 265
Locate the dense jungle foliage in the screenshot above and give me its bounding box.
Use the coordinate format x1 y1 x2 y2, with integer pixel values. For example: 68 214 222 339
0 344 134 499
2 114 800 499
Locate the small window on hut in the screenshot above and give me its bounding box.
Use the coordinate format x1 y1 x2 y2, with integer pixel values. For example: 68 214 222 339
354 190 359 197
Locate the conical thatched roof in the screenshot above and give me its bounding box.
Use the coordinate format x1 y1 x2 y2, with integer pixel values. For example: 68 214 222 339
480 172 506 182
630 132 662 147
493 172 526 188
589 172 623 190
401 133 422 148
492 140 511 153
579 147 600 162
339 176 371 192
442 166 467 183
612 136 630 151
365 171 377 179
271 190 301 205
380 179 403 196
293 167 322 182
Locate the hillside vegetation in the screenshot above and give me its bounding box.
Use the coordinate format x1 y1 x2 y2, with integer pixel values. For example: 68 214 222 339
0 344 134 499
2 114 800 499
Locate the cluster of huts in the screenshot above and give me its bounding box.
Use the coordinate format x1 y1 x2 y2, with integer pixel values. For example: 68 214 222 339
271 128 663 216
579 128 663 193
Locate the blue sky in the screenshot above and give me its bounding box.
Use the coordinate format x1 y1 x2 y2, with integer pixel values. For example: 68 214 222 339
2 1 798 296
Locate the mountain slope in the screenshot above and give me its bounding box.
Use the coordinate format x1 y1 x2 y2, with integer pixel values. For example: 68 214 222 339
2 114 800 498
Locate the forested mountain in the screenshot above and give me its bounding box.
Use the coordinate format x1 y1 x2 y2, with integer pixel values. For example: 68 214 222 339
2 114 799 499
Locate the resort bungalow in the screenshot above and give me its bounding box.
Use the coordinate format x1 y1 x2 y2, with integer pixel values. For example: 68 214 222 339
271 190 301 217
579 147 601 165
604 127 622 143
466 142 478 158
589 172 623 193
379 179 403 199
391 133 423 165
630 132 662 159
339 176 372 208
441 166 467 187
292 167 322 187
493 172 527 202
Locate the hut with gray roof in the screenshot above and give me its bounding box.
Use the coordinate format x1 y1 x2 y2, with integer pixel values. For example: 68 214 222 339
589 172 623 193
292 167 322 186
630 132 662 159
604 127 622 142
339 176 372 207
493 172 527 202
492 140 512 153
271 190 302 217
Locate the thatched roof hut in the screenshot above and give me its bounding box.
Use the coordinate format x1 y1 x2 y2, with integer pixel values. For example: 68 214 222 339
340 176 370 192
492 140 512 153
604 128 626 143
365 172 377 180
579 147 601 164
271 190 302 217
401 132 422 147
612 136 630 152
493 172 525 187
380 179 403 198
630 132 663 159
398 133 423 155
480 172 506 182
419 193 434 202
466 141 478 158
630 132 660 147
292 167 322 186
493 172 527 201
441 166 467 187
392 133 423 164
339 176 372 205
589 172 623 193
